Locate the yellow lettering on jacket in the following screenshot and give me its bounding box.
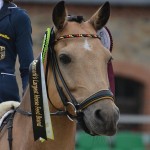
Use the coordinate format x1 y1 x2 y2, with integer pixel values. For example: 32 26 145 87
0 33 10 40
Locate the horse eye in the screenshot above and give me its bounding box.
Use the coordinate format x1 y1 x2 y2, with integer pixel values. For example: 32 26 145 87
59 54 71 64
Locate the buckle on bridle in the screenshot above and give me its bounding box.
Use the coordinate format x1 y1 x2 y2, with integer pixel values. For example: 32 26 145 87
65 102 77 122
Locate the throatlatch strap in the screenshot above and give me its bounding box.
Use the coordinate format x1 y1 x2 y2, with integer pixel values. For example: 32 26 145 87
7 112 15 150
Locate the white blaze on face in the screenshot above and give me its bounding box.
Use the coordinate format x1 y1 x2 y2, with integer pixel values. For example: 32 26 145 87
83 39 92 51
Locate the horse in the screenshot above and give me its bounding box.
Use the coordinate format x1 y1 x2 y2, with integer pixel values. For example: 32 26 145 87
0 1 119 150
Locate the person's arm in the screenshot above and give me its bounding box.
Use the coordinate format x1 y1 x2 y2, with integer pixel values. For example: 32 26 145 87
13 9 34 94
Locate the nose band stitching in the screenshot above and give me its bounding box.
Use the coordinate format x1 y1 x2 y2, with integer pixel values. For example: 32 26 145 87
79 96 114 110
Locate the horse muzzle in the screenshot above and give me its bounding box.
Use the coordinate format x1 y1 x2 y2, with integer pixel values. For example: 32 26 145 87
73 90 119 136
86 102 119 135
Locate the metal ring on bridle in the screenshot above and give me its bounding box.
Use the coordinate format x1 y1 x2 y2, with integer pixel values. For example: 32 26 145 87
65 102 77 122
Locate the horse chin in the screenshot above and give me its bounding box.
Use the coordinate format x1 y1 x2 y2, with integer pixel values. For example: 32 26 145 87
82 108 118 136
83 116 117 136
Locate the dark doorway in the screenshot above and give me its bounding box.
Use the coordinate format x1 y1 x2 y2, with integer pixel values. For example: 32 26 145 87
115 76 144 130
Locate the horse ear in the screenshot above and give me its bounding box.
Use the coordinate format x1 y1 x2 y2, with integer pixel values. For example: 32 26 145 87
52 1 67 30
88 2 110 30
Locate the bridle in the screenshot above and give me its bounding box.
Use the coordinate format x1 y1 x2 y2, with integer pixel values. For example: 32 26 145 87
15 27 115 136
43 27 114 134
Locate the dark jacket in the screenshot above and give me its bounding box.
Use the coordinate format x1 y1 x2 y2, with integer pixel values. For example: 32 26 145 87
0 2 34 102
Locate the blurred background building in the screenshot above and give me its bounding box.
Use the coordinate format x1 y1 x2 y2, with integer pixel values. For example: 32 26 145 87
14 0 150 149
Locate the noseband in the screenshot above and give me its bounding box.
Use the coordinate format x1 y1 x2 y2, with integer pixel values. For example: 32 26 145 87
45 28 114 134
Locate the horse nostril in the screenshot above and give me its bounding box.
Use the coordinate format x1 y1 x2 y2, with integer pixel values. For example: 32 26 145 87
95 110 105 122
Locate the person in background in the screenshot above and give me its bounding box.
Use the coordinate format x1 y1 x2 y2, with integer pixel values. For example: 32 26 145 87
0 0 34 102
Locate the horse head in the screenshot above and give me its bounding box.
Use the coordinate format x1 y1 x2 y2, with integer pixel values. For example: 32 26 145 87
46 1 119 136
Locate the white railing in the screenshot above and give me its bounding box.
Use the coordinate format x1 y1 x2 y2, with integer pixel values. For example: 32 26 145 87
119 115 150 124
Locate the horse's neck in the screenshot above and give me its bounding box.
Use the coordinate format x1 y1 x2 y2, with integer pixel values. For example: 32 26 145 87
16 86 76 150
